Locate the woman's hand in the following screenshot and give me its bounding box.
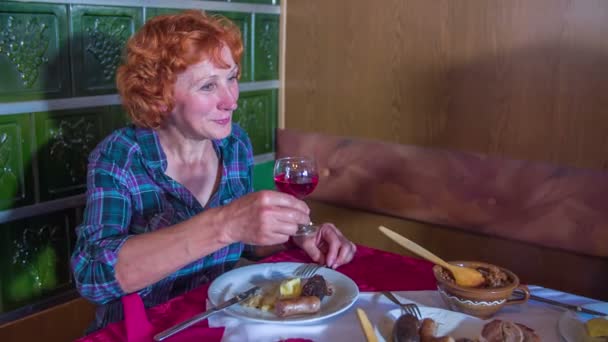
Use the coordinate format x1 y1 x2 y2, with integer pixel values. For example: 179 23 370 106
219 190 311 246
293 223 357 269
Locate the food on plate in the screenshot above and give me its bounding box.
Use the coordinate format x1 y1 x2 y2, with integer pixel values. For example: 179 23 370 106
280 277 302 299
275 296 321 317
419 318 455 342
302 275 332 300
391 314 541 342
392 314 454 342
586 317 608 337
241 274 333 317
438 265 511 289
481 319 540 342
392 313 421 342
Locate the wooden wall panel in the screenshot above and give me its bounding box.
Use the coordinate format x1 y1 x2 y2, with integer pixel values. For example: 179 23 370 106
284 0 608 170
277 129 608 258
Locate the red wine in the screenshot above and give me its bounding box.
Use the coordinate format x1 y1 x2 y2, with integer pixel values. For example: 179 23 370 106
274 173 319 199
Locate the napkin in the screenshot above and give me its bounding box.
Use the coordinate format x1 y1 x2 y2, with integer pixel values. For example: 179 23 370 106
261 245 436 292
122 293 225 342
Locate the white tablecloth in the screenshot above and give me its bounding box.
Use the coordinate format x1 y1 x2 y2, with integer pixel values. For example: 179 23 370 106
208 285 607 342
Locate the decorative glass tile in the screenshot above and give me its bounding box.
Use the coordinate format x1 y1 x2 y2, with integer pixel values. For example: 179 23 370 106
70 5 143 96
107 104 131 131
254 14 279 81
234 89 277 155
35 107 113 201
0 209 75 313
209 11 252 82
0 114 33 210
0 3 69 102
145 7 182 20
253 160 275 191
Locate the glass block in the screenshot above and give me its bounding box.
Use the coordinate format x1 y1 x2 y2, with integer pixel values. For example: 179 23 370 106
209 11 252 82
0 209 75 313
253 14 279 81
34 107 113 201
234 89 277 155
145 7 183 20
0 114 33 210
70 5 143 96
107 104 131 131
253 160 275 191
0 2 70 102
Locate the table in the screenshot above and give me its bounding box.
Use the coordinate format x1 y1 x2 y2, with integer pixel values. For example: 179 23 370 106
76 244 606 341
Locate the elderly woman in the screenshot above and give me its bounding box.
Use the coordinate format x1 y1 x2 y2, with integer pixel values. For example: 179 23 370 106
71 10 356 331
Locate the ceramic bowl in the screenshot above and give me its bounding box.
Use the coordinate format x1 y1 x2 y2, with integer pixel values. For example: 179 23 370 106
432 261 530 319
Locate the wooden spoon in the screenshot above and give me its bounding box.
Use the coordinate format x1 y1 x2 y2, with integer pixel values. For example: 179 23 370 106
378 225 485 288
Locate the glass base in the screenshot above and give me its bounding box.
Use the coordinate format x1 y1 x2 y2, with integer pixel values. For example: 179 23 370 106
294 223 318 236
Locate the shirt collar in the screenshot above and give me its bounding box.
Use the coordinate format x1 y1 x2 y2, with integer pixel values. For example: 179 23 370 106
134 125 235 171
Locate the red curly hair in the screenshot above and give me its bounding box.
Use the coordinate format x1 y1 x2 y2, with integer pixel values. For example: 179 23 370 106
116 10 243 128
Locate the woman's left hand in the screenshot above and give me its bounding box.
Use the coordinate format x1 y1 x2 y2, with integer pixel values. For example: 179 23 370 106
292 223 357 269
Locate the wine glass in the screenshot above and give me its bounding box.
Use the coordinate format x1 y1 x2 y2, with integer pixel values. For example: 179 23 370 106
273 156 319 236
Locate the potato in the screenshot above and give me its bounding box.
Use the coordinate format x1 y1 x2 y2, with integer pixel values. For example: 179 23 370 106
279 277 302 299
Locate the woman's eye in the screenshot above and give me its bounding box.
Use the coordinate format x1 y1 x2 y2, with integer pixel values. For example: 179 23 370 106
229 75 238 82
200 83 216 91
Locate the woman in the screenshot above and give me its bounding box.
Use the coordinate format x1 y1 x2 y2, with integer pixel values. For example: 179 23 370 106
70 10 356 332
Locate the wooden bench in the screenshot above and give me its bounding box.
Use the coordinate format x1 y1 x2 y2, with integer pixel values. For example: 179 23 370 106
278 128 607 301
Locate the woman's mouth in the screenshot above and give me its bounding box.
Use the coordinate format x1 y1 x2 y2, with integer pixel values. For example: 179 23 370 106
214 117 231 126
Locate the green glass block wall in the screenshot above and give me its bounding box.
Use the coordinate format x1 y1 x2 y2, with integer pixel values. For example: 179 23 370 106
253 161 275 191
0 0 280 321
0 3 70 102
70 5 143 96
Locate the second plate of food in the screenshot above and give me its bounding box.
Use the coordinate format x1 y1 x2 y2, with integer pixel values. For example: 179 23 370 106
207 262 359 324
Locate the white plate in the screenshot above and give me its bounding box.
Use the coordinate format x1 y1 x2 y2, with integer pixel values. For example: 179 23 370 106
207 262 359 324
375 307 486 342
558 310 608 342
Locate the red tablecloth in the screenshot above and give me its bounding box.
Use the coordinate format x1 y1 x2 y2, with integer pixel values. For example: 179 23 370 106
76 245 436 342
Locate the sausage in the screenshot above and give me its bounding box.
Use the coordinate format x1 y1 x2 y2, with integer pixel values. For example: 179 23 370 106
392 313 421 342
420 318 437 341
274 296 321 317
420 318 455 342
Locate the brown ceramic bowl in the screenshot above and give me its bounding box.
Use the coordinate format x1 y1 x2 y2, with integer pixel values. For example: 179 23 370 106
432 261 530 319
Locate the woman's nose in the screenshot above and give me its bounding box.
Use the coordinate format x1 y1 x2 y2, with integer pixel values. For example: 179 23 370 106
218 86 239 111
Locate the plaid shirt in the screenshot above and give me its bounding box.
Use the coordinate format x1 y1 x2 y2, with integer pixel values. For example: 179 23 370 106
71 123 253 330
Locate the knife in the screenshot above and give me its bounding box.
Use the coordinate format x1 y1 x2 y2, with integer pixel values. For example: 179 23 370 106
529 294 607 316
153 286 260 341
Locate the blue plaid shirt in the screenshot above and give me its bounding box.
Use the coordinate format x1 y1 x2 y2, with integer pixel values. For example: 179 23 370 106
71 123 253 330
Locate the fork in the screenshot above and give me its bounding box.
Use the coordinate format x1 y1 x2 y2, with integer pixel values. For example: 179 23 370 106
294 263 321 278
382 291 422 319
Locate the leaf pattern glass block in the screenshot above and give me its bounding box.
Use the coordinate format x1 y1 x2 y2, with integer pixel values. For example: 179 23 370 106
0 3 69 102
0 114 33 210
208 11 252 82
254 14 279 81
70 5 142 96
0 209 74 313
35 107 112 201
234 89 277 155
107 104 131 130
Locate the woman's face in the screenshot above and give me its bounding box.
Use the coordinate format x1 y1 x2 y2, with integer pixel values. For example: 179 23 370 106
169 45 240 141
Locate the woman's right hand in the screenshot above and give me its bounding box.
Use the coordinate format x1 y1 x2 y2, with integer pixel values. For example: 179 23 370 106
218 190 311 246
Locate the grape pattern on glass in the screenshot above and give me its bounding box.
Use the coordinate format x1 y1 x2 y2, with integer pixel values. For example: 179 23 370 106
85 17 128 81
0 15 50 88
